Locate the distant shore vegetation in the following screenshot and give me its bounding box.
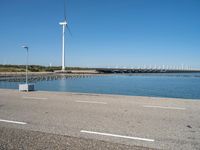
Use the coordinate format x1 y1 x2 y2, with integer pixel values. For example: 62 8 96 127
0 65 93 72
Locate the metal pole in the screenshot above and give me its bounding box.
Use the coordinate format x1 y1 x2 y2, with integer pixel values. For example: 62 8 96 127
26 47 28 84
62 25 65 71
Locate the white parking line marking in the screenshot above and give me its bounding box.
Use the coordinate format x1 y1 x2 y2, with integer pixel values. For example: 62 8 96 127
0 119 27 125
80 130 154 142
143 105 185 110
76 101 107 104
22 96 48 100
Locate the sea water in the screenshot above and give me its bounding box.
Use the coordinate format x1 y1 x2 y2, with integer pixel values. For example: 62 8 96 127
0 73 200 99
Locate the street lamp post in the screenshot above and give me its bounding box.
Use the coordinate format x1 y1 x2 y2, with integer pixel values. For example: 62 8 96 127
19 45 34 92
22 46 28 84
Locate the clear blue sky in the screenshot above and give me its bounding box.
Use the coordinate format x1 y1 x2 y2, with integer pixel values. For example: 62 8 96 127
0 0 200 68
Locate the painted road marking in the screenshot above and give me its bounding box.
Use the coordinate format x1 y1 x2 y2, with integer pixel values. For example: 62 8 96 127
143 105 185 110
76 100 107 105
0 119 27 125
80 130 154 142
22 96 48 100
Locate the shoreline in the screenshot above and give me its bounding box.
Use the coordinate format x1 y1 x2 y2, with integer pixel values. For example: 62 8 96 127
1 88 200 102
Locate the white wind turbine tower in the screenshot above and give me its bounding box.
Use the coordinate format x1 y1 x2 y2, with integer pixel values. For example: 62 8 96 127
59 0 72 71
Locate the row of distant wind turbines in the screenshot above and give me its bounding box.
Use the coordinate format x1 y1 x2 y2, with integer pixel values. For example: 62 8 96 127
22 1 196 72
59 2 193 72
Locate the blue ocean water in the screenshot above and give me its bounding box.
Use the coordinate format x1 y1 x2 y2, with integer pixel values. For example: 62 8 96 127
0 73 200 99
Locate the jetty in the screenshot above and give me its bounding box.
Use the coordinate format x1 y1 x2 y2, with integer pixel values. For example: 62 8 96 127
96 68 200 74
0 72 99 82
0 68 200 82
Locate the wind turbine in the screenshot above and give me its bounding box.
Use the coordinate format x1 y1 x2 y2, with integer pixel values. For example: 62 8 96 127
59 0 72 71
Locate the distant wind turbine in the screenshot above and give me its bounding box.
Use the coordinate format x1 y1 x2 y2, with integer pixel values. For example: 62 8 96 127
59 0 72 71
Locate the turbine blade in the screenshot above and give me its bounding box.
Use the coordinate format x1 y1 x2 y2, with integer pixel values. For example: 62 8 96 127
64 0 67 20
66 24 72 36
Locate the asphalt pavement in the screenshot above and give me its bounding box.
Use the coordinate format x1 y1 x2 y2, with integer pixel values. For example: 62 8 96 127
0 89 199 150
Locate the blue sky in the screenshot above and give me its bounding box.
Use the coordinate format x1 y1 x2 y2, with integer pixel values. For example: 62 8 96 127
0 0 200 68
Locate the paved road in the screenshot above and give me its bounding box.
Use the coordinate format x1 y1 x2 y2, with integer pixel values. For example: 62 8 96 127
0 89 199 150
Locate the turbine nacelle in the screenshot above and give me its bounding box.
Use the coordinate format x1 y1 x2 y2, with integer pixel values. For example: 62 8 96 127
59 21 67 26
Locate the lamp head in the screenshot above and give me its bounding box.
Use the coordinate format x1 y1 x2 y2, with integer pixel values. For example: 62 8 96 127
22 45 28 49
